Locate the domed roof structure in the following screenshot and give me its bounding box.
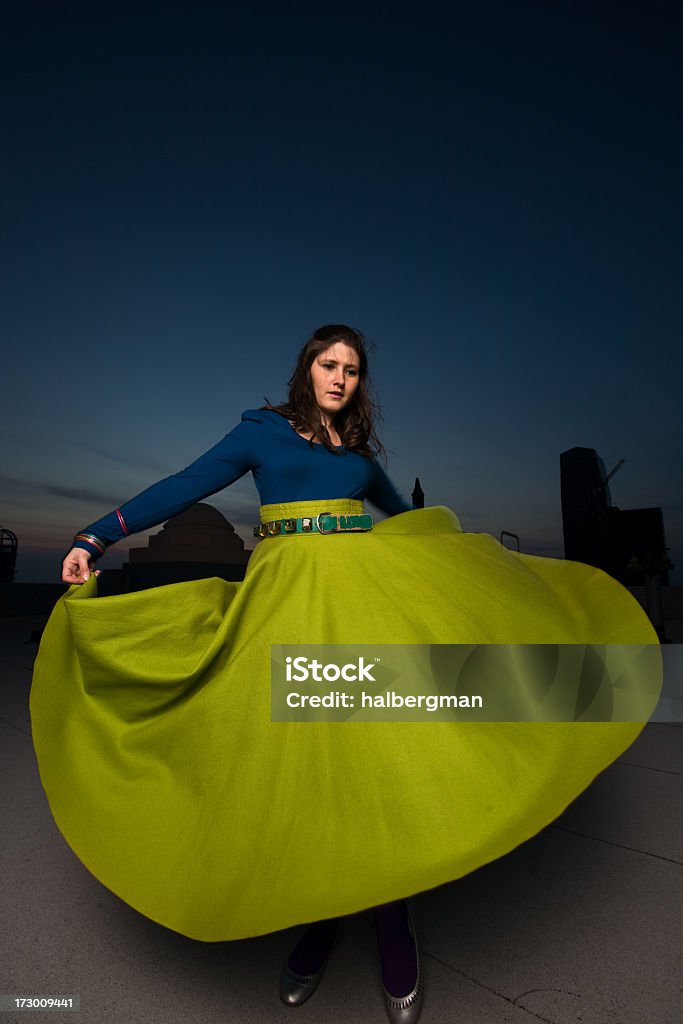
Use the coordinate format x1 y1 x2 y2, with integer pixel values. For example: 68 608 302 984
128 503 250 564
167 505 237 529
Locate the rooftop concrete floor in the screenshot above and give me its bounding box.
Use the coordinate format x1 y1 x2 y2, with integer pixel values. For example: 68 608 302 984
1 613 681 1024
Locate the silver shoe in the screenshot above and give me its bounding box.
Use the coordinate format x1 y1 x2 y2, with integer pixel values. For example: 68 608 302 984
380 899 424 1024
279 921 342 1007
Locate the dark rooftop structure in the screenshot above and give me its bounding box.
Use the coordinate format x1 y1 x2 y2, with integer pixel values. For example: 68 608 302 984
560 447 670 586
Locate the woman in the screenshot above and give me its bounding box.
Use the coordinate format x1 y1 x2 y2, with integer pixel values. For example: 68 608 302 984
32 324 661 1024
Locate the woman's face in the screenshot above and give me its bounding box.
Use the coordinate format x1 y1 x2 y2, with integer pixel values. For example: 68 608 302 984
309 342 361 421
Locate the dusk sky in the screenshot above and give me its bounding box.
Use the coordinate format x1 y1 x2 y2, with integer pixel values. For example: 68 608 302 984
2 4 681 584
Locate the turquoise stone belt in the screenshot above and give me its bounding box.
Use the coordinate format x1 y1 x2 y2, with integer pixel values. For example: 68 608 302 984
254 512 374 537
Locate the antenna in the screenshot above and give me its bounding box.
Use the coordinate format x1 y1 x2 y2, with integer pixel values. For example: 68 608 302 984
604 459 625 484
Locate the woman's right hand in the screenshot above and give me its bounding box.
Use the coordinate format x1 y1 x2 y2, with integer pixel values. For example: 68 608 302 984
62 547 102 585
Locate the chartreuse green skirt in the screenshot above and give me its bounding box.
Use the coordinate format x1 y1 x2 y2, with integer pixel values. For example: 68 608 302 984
30 501 662 941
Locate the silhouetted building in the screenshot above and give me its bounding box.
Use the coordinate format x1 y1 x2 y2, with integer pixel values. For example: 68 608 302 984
606 506 669 586
560 447 669 585
0 527 18 582
99 504 252 594
412 478 425 509
561 448 611 568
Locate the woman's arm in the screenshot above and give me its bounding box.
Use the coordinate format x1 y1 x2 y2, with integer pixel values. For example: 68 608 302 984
70 412 263 562
366 460 412 516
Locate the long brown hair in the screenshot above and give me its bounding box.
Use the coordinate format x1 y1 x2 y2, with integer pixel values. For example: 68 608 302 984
264 324 387 460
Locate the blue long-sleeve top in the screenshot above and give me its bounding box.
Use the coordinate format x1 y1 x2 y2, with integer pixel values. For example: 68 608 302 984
73 408 412 560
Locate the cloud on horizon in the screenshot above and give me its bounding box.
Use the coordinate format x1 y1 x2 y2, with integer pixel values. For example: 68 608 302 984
1 474 124 509
46 483 130 505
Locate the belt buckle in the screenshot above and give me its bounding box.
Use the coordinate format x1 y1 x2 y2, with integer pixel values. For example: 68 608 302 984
316 513 339 534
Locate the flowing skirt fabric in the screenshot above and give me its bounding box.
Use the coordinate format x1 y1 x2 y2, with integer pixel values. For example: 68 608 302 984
30 503 662 941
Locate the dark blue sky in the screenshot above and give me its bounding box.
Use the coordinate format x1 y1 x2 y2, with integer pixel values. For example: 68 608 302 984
2 3 681 583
